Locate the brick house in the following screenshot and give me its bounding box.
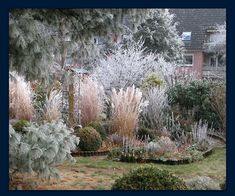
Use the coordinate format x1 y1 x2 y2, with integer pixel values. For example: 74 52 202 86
170 9 226 79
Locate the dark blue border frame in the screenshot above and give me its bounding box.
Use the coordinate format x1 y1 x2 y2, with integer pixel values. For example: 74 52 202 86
1 0 234 195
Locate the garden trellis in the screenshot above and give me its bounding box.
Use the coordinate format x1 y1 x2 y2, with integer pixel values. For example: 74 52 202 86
61 67 89 128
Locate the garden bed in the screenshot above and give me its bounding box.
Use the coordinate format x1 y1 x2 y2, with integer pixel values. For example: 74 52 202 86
114 148 214 165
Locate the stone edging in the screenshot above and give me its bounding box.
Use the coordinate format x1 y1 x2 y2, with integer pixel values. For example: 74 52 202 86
71 150 110 157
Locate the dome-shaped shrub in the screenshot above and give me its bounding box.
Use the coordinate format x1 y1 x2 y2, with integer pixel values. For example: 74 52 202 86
112 166 187 190
76 126 102 151
88 121 106 140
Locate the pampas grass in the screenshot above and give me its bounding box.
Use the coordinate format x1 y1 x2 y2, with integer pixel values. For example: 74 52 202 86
110 85 145 137
9 71 34 121
79 77 104 127
43 89 62 122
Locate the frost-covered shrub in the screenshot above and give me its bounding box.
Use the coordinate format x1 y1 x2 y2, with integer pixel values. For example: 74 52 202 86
95 41 158 92
76 127 102 151
185 176 220 190
204 23 226 64
9 121 80 180
78 77 105 127
191 120 213 144
9 71 34 120
109 85 146 137
158 136 178 153
146 141 162 153
112 166 187 190
106 133 123 146
141 87 169 130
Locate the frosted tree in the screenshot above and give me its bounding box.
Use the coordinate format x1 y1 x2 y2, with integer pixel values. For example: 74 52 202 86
9 121 80 180
204 23 226 66
94 41 158 92
9 9 151 80
133 9 184 62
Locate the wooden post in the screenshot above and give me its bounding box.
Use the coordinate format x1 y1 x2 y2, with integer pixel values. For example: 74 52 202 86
68 83 75 128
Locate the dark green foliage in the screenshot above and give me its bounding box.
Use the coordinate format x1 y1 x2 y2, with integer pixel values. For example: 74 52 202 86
12 120 29 134
87 121 106 140
136 126 155 141
76 126 102 151
186 145 204 161
9 9 150 80
107 148 123 160
111 166 187 190
220 181 226 190
167 80 220 129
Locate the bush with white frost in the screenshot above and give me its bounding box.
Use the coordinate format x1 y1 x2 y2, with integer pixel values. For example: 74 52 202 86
141 87 169 130
95 41 157 92
9 121 80 180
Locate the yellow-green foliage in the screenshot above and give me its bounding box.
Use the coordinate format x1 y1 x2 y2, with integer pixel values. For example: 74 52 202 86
142 73 164 90
76 127 102 151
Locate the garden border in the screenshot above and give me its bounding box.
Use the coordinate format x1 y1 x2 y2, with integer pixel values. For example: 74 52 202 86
119 148 214 165
71 150 110 157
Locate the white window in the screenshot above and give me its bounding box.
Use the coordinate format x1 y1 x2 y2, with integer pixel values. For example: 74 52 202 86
209 56 217 67
181 32 192 41
183 54 194 66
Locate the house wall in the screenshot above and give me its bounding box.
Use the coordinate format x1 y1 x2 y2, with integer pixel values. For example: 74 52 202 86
176 51 204 79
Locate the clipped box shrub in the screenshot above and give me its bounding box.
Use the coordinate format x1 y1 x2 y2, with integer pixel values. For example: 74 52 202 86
76 126 102 151
87 121 106 140
112 166 187 190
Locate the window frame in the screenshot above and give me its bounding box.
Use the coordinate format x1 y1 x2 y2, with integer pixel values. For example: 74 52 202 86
183 54 194 67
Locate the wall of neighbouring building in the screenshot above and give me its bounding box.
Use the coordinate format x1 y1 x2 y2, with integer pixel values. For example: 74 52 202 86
176 51 204 79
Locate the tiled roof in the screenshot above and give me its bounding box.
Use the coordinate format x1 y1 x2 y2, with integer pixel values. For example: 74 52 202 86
170 9 226 51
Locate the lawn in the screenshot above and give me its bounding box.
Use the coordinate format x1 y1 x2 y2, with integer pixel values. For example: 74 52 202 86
12 147 225 190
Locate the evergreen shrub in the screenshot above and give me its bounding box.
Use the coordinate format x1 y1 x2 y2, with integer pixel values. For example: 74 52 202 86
76 126 102 151
112 166 187 190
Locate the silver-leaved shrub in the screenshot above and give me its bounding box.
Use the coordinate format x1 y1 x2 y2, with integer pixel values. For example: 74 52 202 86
9 121 80 180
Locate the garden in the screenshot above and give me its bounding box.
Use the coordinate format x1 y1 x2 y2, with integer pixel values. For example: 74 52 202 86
9 9 226 190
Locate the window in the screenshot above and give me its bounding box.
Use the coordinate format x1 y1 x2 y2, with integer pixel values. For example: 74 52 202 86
183 54 194 66
181 32 192 41
209 56 217 67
